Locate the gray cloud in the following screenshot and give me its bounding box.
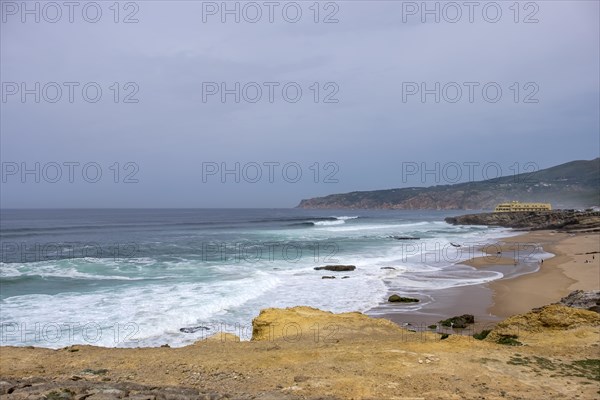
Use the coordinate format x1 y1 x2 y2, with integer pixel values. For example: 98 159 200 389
1 0 598 207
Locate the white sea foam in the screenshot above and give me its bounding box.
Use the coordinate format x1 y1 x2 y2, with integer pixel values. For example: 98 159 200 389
0 213 520 348
0 259 173 281
0 264 21 277
0 270 282 348
313 220 345 226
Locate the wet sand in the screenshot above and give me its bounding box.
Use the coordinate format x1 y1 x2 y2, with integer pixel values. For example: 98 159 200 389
485 231 600 318
371 283 498 333
371 231 600 328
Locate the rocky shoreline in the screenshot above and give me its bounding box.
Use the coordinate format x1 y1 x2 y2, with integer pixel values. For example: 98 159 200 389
1 299 599 400
445 210 600 232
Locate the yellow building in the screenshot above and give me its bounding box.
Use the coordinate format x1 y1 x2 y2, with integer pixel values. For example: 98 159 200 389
494 201 552 212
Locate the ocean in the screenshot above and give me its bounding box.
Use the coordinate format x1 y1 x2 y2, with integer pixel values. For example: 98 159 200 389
0 208 526 348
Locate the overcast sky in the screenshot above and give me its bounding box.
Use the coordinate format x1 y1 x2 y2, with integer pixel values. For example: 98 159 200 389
1 0 599 208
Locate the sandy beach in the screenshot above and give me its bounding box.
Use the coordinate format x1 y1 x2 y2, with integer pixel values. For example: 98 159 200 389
466 231 600 318
368 230 600 331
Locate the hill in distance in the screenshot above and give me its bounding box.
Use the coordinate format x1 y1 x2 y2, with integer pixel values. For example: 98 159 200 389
296 158 600 210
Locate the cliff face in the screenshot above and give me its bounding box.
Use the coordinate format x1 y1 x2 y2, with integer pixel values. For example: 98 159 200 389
297 158 600 209
251 306 403 341
444 210 600 231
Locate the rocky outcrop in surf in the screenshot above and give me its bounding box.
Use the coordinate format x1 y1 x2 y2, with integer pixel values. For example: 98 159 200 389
445 210 600 232
388 294 419 303
314 265 356 271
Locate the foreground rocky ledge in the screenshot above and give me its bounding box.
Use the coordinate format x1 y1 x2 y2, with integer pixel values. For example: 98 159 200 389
1 302 599 400
445 210 600 231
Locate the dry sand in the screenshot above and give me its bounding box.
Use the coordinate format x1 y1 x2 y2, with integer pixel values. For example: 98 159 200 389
463 231 600 318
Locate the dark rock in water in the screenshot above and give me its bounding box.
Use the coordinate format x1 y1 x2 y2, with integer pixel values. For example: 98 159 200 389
180 326 210 333
381 267 396 270
314 265 356 272
439 314 475 329
389 236 420 240
322 276 336 279
557 290 600 313
388 294 419 303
